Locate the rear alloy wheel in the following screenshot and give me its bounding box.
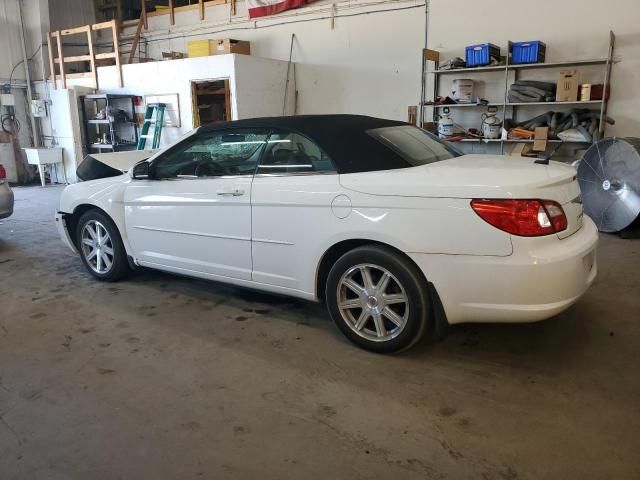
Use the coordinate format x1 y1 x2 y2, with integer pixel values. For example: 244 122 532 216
338 264 409 342
76 209 130 282
326 246 431 353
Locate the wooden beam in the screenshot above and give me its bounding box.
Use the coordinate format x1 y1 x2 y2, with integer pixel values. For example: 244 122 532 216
169 0 174 25
141 0 147 30
65 72 94 79
95 52 118 60
47 31 56 90
423 49 439 62
231 0 236 16
60 26 89 35
145 0 225 18
54 55 91 63
111 21 123 88
55 30 66 89
85 24 98 90
92 21 118 31
223 79 231 121
129 17 144 65
47 20 122 91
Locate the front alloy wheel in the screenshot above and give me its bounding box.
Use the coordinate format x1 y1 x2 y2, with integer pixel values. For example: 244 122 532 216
80 220 115 274
326 245 431 353
75 209 130 282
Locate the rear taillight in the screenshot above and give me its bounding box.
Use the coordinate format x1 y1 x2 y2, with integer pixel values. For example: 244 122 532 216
471 199 567 237
0 164 6 180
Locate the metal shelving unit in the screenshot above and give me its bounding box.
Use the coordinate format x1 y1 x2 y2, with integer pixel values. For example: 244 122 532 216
80 94 139 154
419 32 616 151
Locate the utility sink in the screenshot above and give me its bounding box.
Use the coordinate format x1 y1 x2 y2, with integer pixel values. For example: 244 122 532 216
23 147 64 186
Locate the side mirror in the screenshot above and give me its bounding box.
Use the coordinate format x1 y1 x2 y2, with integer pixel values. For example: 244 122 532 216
132 161 150 180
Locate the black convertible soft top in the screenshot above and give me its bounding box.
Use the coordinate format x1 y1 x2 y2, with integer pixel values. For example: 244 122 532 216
200 114 410 174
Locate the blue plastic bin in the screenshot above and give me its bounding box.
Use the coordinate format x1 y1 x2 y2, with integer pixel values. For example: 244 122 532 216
511 41 546 64
465 43 500 67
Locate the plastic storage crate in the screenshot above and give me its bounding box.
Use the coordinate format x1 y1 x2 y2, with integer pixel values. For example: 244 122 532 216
465 43 500 67
511 41 546 64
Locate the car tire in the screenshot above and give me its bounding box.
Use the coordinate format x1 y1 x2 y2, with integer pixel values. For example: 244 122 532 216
326 245 431 353
75 209 130 282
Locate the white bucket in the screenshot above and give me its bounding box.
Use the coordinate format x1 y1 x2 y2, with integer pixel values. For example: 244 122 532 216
452 79 474 103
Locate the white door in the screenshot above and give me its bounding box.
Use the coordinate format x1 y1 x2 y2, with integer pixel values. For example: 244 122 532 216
124 128 270 280
251 130 340 291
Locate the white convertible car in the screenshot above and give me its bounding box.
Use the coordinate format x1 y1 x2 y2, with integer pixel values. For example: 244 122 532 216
56 115 598 352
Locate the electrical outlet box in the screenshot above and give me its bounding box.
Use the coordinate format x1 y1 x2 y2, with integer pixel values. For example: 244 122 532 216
0 93 16 106
31 99 47 117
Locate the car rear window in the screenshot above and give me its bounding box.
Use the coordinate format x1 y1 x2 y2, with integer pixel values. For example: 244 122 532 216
366 125 461 166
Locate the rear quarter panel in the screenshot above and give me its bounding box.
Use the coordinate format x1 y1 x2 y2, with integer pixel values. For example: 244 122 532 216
251 174 512 297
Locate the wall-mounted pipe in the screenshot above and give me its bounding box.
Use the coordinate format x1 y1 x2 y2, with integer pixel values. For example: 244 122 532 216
16 0 39 147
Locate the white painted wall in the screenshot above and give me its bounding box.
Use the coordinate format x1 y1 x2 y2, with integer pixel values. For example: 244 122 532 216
60 53 294 144
37 54 293 183
1 0 95 181
128 0 426 122
124 0 638 141
427 0 640 150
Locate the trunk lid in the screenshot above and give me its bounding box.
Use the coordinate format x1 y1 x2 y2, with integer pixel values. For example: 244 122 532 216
340 154 583 238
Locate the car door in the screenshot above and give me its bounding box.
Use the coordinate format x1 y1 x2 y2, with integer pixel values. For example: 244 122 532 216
124 128 270 280
251 129 342 291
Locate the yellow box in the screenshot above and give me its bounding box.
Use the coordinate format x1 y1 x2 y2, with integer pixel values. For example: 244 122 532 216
187 40 212 58
188 39 251 58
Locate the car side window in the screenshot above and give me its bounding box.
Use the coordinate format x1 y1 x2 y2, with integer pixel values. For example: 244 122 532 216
257 131 335 175
152 129 270 179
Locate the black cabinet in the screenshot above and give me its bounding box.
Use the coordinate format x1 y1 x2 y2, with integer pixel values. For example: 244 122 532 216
81 94 139 153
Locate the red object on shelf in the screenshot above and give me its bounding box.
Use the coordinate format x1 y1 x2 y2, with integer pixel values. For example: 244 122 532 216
590 84 610 101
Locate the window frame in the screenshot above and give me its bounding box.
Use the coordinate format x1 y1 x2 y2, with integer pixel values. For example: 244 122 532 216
365 125 462 168
148 127 271 180
255 128 337 178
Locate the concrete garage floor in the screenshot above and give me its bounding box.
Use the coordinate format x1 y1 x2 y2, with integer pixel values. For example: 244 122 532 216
0 186 639 480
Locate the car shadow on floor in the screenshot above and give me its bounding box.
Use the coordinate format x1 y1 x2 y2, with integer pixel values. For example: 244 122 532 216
122 265 595 371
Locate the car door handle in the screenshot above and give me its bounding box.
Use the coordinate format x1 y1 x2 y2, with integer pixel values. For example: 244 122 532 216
216 187 245 196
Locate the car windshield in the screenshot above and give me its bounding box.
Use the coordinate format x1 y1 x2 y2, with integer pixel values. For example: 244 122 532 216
366 125 461 166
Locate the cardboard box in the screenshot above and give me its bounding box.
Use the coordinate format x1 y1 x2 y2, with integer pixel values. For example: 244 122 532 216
556 70 578 102
188 39 251 58
532 126 549 152
213 39 250 56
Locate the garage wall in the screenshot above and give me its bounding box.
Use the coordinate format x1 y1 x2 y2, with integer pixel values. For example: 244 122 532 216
427 0 640 138
0 0 50 168
129 0 638 138
129 0 426 122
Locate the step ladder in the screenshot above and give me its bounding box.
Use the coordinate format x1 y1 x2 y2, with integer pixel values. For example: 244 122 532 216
137 103 166 150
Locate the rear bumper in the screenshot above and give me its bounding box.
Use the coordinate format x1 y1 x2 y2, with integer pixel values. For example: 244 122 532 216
55 212 78 254
409 216 599 324
0 183 14 219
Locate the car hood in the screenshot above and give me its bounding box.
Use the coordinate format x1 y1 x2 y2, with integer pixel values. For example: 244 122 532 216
339 154 579 204
76 150 158 181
